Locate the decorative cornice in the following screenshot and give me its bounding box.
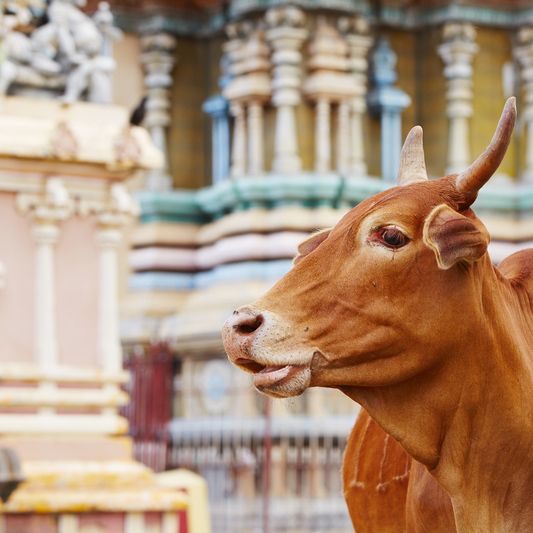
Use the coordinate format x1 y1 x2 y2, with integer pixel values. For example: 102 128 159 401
230 0 371 19
380 5 533 29
112 3 533 37
136 174 533 225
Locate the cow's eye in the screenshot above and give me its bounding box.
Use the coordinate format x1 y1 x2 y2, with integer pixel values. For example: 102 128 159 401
374 227 409 249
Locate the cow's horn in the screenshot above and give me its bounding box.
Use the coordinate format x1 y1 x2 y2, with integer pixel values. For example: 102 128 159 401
456 97 516 205
397 126 428 185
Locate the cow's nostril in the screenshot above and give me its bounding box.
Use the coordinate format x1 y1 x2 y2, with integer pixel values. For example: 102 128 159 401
234 313 264 335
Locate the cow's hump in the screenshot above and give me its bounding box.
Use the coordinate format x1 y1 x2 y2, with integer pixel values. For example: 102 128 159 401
498 249 533 299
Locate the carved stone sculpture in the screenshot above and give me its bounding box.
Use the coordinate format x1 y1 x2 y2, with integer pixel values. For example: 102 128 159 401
0 0 121 103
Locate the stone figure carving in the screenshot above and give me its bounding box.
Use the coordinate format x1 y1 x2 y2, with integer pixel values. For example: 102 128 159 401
0 0 121 103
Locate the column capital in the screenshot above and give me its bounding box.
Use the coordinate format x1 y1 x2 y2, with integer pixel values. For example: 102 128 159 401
80 184 139 233
438 22 479 80
16 178 74 234
140 31 177 191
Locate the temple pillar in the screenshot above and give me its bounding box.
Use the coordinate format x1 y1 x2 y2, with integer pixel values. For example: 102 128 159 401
516 27 533 182
17 179 74 371
230 102 247 178
336 100 350 173
339 16 373 176
304 17 355 174
248 101 264 175
368 39 411 181
140 32 177 191
203 94 231 183
95 185 137 376
315 98 331 172
224 23 271 177
438 23 478 174
266 7 308 174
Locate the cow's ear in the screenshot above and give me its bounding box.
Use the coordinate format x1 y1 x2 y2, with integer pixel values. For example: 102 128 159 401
423 204 489 270
293 228 331 265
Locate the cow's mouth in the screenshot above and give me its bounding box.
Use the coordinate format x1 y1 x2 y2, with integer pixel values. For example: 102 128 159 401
233 358 309 393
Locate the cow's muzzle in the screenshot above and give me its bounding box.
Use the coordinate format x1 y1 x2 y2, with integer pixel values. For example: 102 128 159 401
222 305 313 397
223 306 265 369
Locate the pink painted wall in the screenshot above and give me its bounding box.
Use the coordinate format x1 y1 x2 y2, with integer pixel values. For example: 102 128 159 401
0 193 35 364
5 514 56 533
56 215 99 367
79 512 124 531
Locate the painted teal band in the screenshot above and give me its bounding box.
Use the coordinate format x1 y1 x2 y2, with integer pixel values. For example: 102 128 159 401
137 176 533 223
130 259 293 291
137 190 204 224
474 184 533 212
229 0 371 18
112 3 533 37
380 5 533 29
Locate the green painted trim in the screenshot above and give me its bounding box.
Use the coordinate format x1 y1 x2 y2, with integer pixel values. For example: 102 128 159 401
475 184 533 212
137 175 533 224
112 3 533 37
113 9 226 37
137 190 205 224
342 175 390 205
229 0 371 18
380 5 533 29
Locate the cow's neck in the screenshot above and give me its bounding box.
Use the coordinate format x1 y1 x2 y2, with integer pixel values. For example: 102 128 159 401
342 266 533 533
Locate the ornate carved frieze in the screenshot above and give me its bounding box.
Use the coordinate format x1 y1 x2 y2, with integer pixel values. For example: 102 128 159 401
0 0 121 103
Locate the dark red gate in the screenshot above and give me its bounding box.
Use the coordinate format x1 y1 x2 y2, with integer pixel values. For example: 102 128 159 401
122 343 175 472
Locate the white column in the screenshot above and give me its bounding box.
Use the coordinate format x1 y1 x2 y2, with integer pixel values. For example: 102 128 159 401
336 100 350 173
85 185 137 416
315 98 331 172
33 222 60 369
17 180 73 371
79 185 137 390
58 514 79 533
438 23 478 174
162 513 179 533
247 101 264 175
339 16 373 176
141 33 177 191
96 225 122 375
266 7 308 174
124 513 145 533
516 28 533 182
231 102 247 178
350 97 367 175
224 23 271 178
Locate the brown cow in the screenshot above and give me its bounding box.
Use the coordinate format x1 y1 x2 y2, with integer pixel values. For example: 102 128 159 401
222 97 533 532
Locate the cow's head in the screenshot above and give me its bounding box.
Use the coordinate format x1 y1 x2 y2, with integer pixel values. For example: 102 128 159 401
222 98 516 399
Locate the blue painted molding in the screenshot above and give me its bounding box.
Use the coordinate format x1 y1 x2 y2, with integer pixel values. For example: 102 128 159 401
136 175 533 224
112 4 533 38
136 190 203 224
229 0 371 18
130 259 293 291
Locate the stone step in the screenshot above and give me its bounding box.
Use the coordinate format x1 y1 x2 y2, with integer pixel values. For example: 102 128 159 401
0 413 127 435
0 387 128 409
0 436 133 462
20 460 154 490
